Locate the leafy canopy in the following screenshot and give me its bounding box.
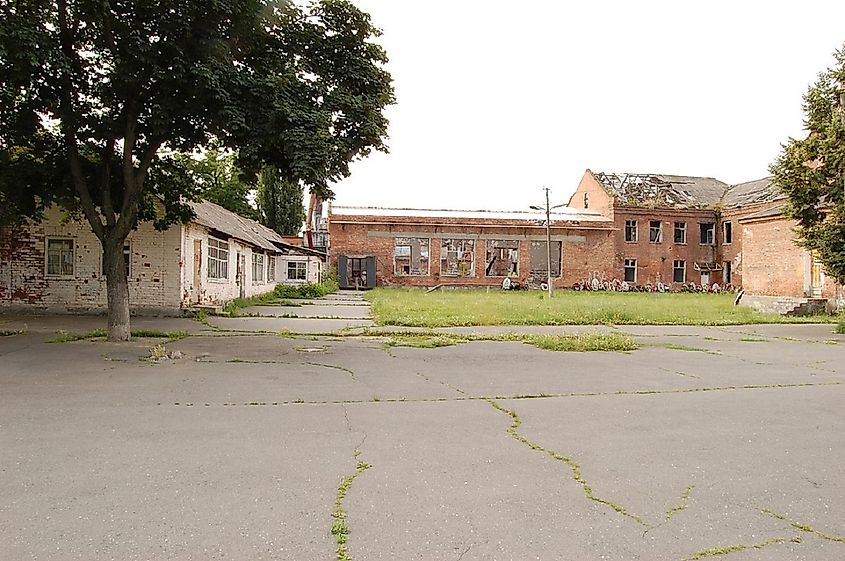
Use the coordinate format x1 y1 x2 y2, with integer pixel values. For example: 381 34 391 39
771 45 845 283
0 0 394 235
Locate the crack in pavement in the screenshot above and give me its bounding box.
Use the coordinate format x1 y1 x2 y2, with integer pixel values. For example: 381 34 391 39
333 404 370 561
681 535 796 561
485 397 651 529
760 508 845 543
162 380 844 408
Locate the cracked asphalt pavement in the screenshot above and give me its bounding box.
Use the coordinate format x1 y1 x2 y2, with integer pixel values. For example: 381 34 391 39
1 319 843 560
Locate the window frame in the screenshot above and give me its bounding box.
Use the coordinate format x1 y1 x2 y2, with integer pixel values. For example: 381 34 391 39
673 222 687 244
649 220 663 243
287 260 307 281
673 260 686 283
393 237 430 276
440 238 475 277
529 240 562 279
723 261 732 284
699 222 715 245
722 221 732 245
207 237 230 281
624 220 638 243
45 237 75 278
485 240 519 277
623 259 637 283
251 253 266 284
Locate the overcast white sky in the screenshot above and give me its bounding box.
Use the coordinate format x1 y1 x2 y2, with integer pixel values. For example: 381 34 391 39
330 1 845 211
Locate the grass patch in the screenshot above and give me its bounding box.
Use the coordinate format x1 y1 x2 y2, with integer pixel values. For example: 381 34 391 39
49 329 189 343
367 288 839 327
659 343 713 353
836 317 845 334
381 330 638 352
739 337 768 342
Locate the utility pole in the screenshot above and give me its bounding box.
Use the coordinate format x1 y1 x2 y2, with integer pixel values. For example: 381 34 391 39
530 187 565 298
841 89 844 200
544 187 553 298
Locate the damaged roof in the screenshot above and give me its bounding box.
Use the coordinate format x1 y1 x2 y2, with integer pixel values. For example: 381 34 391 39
592 172 729 208
190 200 318 255
592 171 781 209
722 177 783 207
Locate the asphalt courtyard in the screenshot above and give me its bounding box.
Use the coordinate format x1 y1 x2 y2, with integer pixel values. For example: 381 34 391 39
1 303 844 560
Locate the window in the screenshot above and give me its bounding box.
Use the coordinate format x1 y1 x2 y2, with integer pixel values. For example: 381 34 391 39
529 240 562 278
268 256 276 282
287 261 307 281
101 242 131 279
485 240 519 277
723 221 732 245
583 192 589 209
700 222 715 245
724 261 732 284
674 222 687 244
394 237 429 276
624 220 638 242
252 253 265 284
623 259 637 282
673 260 686 283
440 239 474 277
649 220 663 243
208 238 229 280
46 238 74 276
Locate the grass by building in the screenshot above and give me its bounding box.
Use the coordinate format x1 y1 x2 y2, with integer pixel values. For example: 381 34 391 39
367 288 841 328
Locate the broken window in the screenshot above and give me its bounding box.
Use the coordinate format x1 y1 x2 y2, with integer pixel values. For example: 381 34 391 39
674 222 687 244
394 237 430 276
347 257 368 288
700 223 715 245
529 240 561 278
624 220 638 242
649 220 662 243
723 261 732 284
46 238 74 276
485 240 519 277
673 260 686 283
723 221 732 244
440 239 475 277
624 259 637 282
583 192 589 209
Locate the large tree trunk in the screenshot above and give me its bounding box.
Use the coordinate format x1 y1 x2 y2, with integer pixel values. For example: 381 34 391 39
103 237 130 341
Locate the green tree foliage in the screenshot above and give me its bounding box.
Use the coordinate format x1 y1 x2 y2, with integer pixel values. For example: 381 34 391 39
771 45 845 283
257 167 305 236
178 150 259 221
0 0 394 339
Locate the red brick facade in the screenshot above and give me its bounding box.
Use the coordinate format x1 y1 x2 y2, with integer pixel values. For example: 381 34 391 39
328 209 616 288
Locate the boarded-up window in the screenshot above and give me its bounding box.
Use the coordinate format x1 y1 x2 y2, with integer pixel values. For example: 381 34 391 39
485 240 519 277
394 237 429 276
529 241 561 278
440 239 474 277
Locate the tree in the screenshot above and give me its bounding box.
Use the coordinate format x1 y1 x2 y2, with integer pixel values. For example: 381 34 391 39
0 0 394 340
179 150 259 221
771 45 845 284
257 167 305 236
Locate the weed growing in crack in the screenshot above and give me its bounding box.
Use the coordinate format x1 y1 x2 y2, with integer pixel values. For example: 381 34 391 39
760 508 845 542
665 485 695 520
379 331 638 352
147 344 168 361
683 536 790 560
485 398 649 528
49 329 189 343
738 337 768 342
656 343 716 353
332 450 371 561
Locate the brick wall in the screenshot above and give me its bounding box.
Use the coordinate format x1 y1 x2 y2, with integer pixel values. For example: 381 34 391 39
0 206 182 314
741 215 843 299
567 170 615 219
328 214 615 288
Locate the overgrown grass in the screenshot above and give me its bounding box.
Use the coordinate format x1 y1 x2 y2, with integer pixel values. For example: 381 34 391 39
382 331 638 352
836 317 845 334
221 279 338 316
49 329 189 343
367 288 839 327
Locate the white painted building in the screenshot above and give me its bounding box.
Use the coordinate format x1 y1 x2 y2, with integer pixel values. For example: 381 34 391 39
0 201 325 315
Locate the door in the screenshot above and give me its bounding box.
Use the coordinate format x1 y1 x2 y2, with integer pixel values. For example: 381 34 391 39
236 252 246 299
810 251 823 297
192 240 202 303
700 272 710 286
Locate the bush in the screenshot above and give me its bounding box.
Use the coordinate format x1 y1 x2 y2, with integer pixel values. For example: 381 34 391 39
836 317 845 334
273 277 338 299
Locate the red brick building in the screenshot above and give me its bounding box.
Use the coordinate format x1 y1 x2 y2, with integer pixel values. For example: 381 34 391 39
567 170 782 289
327 206 615 289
